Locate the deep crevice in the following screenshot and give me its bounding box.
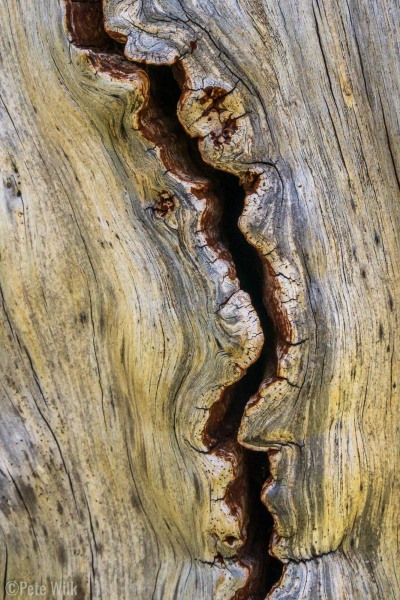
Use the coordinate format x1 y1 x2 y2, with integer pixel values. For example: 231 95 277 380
148 65 282 595
66 2 283 596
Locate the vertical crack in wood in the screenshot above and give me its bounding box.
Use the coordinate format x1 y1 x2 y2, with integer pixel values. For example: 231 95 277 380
3 0 397 598
64 1 289 596
139 73 281 592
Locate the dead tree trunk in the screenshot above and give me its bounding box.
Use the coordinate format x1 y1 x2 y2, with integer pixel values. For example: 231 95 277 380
1 0 399 598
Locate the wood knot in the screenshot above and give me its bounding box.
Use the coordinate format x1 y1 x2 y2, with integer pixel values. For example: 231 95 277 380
200 86 228 106
153 191 176 217
210 116 238 148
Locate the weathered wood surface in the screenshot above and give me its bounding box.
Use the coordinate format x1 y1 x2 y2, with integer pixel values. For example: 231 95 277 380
1 0 399 598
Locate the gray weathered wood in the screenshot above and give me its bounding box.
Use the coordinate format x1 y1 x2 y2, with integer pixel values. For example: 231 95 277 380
1 0 399 598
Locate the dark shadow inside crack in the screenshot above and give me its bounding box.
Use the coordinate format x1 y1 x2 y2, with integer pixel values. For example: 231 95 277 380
135 62 284 598
66 2 283 596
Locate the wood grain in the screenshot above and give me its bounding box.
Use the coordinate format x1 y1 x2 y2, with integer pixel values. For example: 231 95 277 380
1 0 399 598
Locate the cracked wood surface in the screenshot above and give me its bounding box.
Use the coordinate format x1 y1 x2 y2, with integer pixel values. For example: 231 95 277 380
1 1 266 598
1 0 400 599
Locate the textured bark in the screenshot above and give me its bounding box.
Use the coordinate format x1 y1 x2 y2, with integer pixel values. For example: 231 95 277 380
0 1 399 599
